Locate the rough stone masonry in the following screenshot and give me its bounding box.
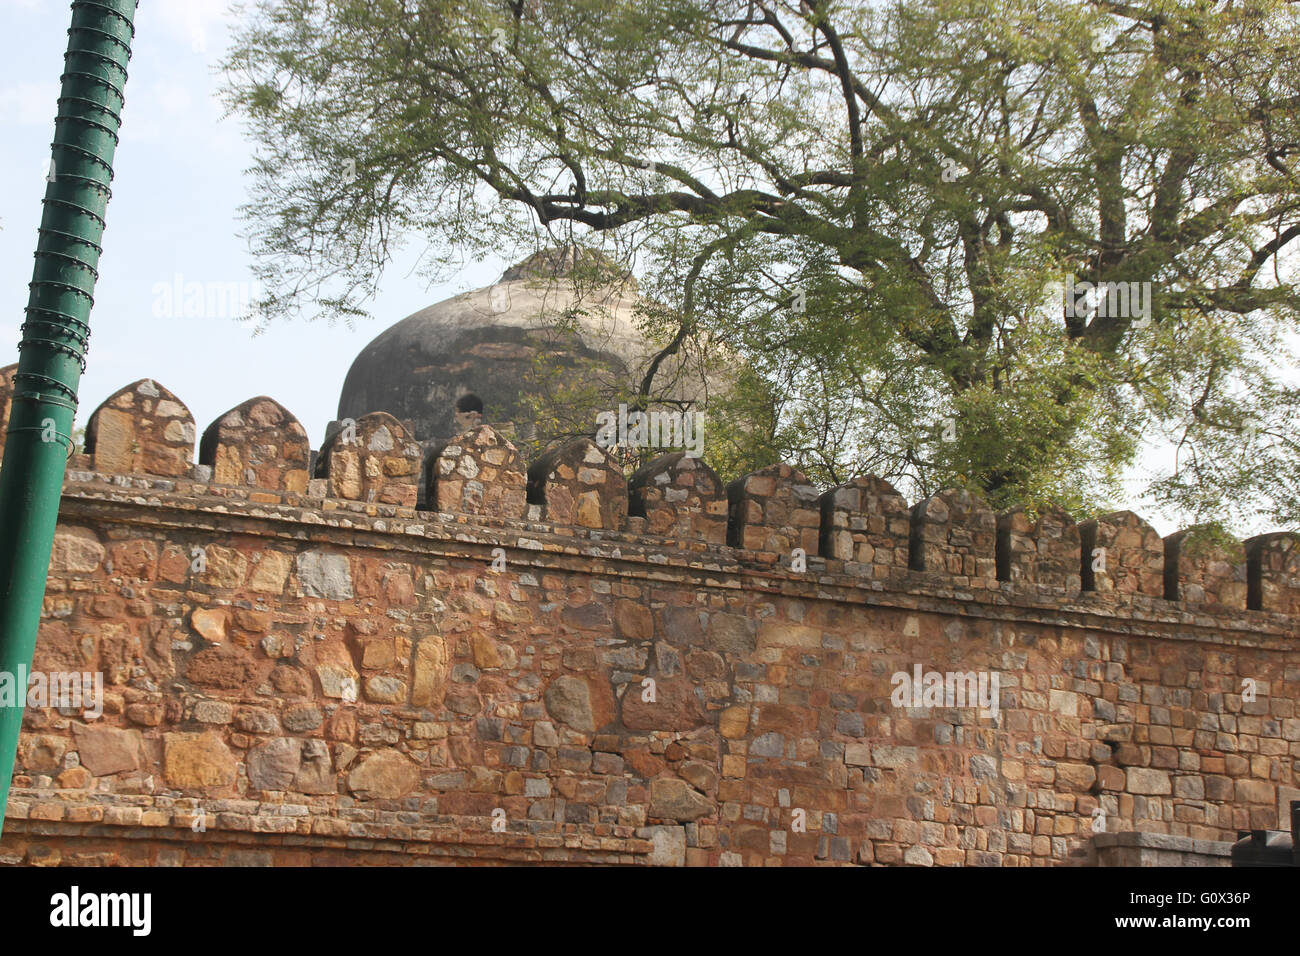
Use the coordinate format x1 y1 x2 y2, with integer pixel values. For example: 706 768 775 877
0 372 1297 867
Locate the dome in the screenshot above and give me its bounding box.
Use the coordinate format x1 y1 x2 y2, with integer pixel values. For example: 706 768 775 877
338 247 718 448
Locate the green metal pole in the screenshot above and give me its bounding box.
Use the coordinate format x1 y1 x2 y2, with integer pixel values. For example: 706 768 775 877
0 0 137 837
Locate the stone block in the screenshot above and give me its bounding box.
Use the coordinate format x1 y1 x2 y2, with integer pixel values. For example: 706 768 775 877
84 379 195 477
726 462 820 554
198 396 310 492
424 424 527 518
629 452 727 543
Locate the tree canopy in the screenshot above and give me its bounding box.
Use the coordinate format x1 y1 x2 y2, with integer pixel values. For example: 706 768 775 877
223 0 1300 529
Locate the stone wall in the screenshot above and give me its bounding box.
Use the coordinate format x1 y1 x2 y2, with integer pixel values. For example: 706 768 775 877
1087 832 1233 867
0 369 1298 867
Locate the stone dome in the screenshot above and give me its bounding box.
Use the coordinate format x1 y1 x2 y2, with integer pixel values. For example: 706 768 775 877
338 247 718 447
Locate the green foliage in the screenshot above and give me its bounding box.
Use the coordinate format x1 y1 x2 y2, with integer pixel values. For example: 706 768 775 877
223 0 1300 531
1177 521 1240 558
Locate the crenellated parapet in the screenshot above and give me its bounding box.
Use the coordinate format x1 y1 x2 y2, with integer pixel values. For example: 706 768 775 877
9 373 1300 869
40 376 1300 626
198 396 310 494
84 379 195 478
316 411 421 507
997 506 1081 597
726 462 819 555
25 450 1298 870
819 475 909 582
1078 511 1164 598
425 423 527 519
908 488 997 588
1163 525 1247 610
1245 532 1300 615
629 451 727 544
527 437 627 530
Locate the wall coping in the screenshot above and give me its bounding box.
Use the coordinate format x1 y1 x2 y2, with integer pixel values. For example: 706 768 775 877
1092 831 1234 857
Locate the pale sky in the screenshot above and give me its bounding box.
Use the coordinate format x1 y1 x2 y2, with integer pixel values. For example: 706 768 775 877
0 1 1272 537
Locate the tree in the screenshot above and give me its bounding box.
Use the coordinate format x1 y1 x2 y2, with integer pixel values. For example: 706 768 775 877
223 0 1300 528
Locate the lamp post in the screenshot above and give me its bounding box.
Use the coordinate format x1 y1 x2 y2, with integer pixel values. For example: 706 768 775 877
0 0 138 837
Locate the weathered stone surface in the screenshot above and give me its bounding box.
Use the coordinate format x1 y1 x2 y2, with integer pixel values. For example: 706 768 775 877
911 489 997 587
365 675 407 704
199 396 310 492
296 552 354 600
235 708 279 735
1126 767 1173 795
719 706 750 739
629 452 727 543
707 613 756 656
200 546 247 589
293 739 335 794
820 475 910 581
545 675 596 733
903 846 934 867
727 462 820 554
49 528 105 575
313 643 359 701
70 725 144 777
411 635 451 709
1247 532 1300 615
319 412 421 507
12 452 1300 870
163 732 237 789
347 750 419 800
470 633 504 669
1164 525 1247 609
641 825 687 866
17 734 65 773
248 551 292 593
246 737 303 790
270 665 313 698
190 608 228 643
527 438 626 530
186 646 258 690
282 705 323 732
426 424 527 518
1080 511 1163 597
678 760 717 792
648 778 714 821
622 678 707 731
997 506 1081 596
85 380 194 477
1055 763 1097 792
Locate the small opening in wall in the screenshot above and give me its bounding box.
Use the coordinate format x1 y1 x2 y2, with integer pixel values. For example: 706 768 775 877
456 393 483 414
817 494 836 560
995 521 1012 583
1079 524 1096 592
908 505 925 571
628 484 647 518
1163 536 1179 602
1246 539 1263 611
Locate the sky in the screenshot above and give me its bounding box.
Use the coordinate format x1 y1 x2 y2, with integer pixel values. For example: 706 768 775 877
0 0 504 452
0 1 1275 537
